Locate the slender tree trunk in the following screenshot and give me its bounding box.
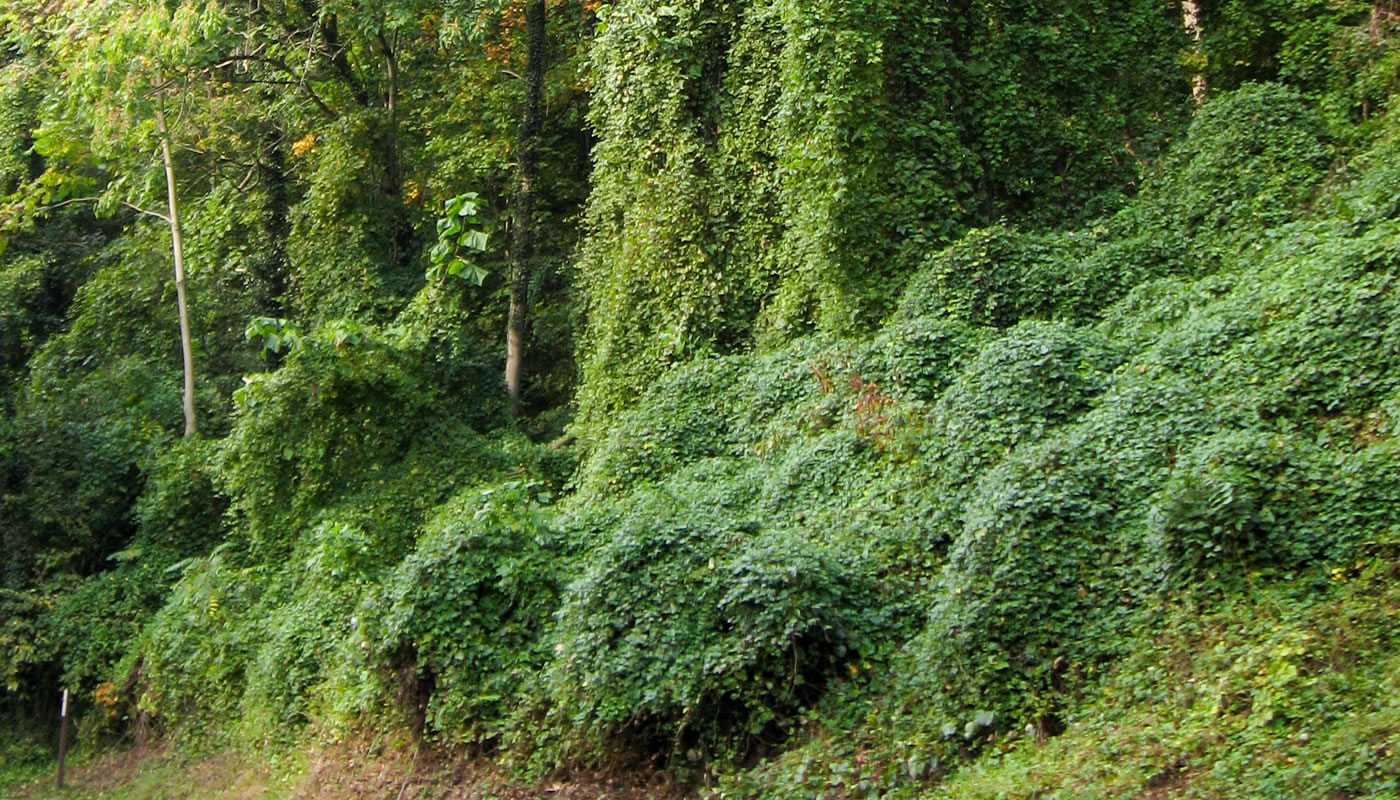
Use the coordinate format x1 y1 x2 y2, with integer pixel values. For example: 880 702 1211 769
1364 4 1382 120
377 32 412 272
507 0 546 416
155 104 198 437
259 124 290 310
1182 0 1207 103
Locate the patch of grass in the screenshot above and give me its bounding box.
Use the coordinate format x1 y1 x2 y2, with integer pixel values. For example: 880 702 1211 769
1 744 288 800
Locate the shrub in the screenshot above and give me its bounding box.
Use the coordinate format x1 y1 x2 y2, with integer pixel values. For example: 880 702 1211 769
133 437 228 563
546 464 886 763
923 320 1122 495
575 356 748 497
1144 430 1326 582
369 482 562 744
728 342 836 453
237 518 373 737
870 316 988 404
1157 82 1332 236
219 320 505 549
758 429 870 518
916 437 1120 725
135 545 259 734
896 226 1095 329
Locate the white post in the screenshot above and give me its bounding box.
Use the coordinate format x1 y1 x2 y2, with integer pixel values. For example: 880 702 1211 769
57 688 70 789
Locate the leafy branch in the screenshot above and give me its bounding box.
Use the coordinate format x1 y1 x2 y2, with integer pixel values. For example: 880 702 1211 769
426 191 491 284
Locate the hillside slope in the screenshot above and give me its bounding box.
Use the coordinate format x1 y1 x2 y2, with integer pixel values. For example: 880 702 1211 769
4 3 1400 798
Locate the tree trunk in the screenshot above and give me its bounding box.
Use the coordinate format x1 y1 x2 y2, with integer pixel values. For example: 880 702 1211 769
155 104 198 437
1364 4 1382 120
1182 0 1207 103
377 32 412 273
259 124 290 311
506 0 546 416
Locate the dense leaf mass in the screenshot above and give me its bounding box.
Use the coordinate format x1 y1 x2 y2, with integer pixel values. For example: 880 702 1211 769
3 1 1400 797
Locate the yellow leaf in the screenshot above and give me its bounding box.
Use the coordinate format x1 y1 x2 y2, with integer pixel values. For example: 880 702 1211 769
292 131 316 156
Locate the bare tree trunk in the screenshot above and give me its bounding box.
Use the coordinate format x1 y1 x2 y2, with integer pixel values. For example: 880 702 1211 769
1182 0 1207 103
155 104 198 437
506 0 546 416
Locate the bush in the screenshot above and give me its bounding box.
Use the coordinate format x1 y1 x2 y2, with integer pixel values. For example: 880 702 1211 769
870 316 988 404
575 355 748 497
727 342 836 453
369 482 562 744
238 518 369 737
916 437 1120 724
923 320 1122 495
758 429 871 518
546 464 886 762
896 226 1095 329
0 588 48 696
1144 430 1326 582
1157 82 1332 236
133 437 227 563
1328 121 1400 227
135 545 259 734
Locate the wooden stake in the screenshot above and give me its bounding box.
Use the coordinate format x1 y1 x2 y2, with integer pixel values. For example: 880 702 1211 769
57 688 69 789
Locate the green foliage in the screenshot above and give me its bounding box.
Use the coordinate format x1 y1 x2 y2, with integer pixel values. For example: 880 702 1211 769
573 0 1190 437
134 437 228 560
616 85 1400 795
1199 0 1400 130
369 482 561 743
123 292 553 739
547 465 888 762
1157 82 1332 236
6 0 1400 793
888 84 1333 358
575 356 746 496
0 0 593 761
244 316 304 355
45 564 172 700
0 588 47 694
923 321 1122 497
929 562 1400 799
426 192 491 284
218 318 504 547
136 543 259 733
1145 430 1320 580
285 114 415 323
29 437 232 729
897 228 1095 329
867 317 988 405
895 151 1398 767
0 52 40 196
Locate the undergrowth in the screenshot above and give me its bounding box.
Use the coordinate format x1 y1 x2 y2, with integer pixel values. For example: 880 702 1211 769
5 75 1400 800
926 558 1400 799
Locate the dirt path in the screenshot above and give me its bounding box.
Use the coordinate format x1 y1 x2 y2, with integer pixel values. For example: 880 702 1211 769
4 736 693 799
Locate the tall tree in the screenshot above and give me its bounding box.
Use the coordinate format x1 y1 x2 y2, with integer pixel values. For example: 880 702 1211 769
507 0 546 414
34 1 245 435
1182 0 1207 102
153 102 197 435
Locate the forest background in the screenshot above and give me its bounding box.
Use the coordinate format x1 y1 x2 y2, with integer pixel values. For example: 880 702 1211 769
3 0 1400 796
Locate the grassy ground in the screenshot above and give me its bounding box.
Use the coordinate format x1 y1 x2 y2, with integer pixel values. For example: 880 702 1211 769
3 743 293 800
